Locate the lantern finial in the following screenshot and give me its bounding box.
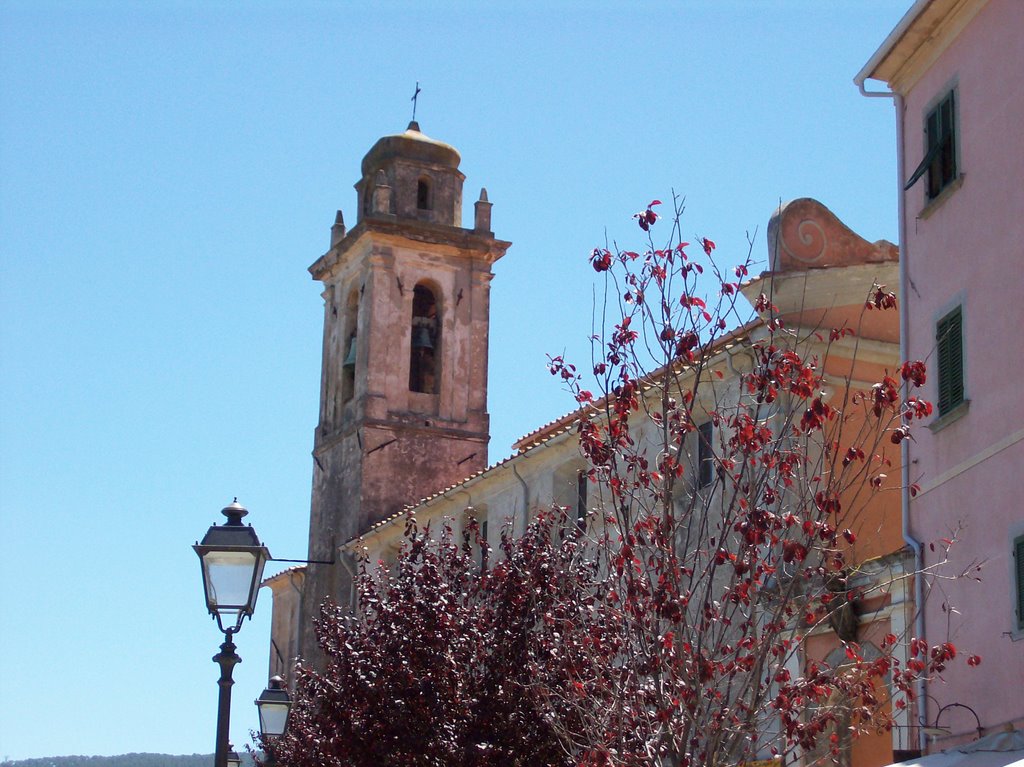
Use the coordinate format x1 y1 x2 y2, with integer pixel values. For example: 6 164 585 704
221 499 249 525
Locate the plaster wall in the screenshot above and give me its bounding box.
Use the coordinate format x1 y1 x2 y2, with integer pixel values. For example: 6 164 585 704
263 568 306 685
897 0 1024 741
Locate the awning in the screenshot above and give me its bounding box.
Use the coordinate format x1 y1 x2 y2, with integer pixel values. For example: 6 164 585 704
890 730 1024 767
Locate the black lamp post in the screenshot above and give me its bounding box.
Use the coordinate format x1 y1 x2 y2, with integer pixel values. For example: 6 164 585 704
195 500 271 767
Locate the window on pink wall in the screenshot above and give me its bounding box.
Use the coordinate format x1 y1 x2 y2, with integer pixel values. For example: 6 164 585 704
905 89 958 200
936 306 965 415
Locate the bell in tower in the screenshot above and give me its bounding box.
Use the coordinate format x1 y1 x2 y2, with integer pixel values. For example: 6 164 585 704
409 284 438 394
298 121 512 665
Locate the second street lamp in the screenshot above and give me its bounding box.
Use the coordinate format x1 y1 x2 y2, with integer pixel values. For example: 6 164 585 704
256 675 293 766
195 499 271 767
255 675 292 738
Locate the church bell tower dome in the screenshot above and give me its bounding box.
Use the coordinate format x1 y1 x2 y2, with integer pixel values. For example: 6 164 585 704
356 121 465 227
360 120 461 175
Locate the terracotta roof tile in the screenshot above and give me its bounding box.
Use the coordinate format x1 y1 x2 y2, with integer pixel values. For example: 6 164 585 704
261 564 306 588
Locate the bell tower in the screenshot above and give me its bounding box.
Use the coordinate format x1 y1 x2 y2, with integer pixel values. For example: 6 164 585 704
299 122 510 659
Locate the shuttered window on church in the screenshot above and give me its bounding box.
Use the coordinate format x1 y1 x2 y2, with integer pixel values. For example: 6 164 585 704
697 421 714 489
936 306 964 415
577 470 588 530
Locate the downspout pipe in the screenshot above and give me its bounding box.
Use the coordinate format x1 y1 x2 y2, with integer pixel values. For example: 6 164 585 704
894 90 929 757
287 569 304 690
856 74 928 754
512 462 530 536
338 547 358 611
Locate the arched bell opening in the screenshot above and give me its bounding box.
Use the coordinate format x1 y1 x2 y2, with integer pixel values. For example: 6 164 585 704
341 288 359 403
409 283 439 394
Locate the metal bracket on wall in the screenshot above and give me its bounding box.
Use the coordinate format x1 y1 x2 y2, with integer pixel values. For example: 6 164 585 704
270 556 336 565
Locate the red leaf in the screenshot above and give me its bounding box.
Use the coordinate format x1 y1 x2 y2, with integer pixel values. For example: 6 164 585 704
591 248 613 272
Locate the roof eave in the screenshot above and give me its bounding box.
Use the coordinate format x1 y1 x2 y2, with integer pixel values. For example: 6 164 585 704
855 0 934 87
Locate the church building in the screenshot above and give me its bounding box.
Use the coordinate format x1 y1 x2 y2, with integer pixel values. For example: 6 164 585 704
263 122 914 767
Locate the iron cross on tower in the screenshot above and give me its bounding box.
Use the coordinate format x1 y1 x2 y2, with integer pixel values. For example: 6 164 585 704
411 81 422 122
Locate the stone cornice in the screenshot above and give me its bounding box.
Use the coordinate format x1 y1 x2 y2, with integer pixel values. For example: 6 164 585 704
313 418 490 458
742 262 900 317
800 329 899 365
309 217 511 282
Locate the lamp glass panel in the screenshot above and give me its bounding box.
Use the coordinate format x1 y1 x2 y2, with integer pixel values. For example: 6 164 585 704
258 702 290 736
203 550 258 610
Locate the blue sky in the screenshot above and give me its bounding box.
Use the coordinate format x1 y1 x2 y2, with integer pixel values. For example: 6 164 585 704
0 1 907 759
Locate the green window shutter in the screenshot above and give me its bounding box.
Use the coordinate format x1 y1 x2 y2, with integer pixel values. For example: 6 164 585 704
937 92 957 188
936 307 964 415
926 106 943 198
907 111 941 192
1016 536 1024 631
908 90 958 197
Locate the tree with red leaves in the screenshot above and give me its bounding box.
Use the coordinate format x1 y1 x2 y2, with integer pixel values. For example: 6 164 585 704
261 198 974 767
542 197 971 767
260 513 600 767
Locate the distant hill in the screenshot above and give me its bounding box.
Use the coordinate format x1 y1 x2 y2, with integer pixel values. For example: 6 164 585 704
0 755 258 767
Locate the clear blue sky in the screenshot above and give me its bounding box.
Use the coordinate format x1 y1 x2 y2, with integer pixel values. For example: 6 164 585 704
0 1 907 759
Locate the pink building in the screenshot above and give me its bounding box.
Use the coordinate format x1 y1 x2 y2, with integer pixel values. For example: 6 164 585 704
857 0 1024 755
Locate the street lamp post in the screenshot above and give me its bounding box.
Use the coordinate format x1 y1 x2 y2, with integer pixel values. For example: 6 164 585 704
195 500 271 767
